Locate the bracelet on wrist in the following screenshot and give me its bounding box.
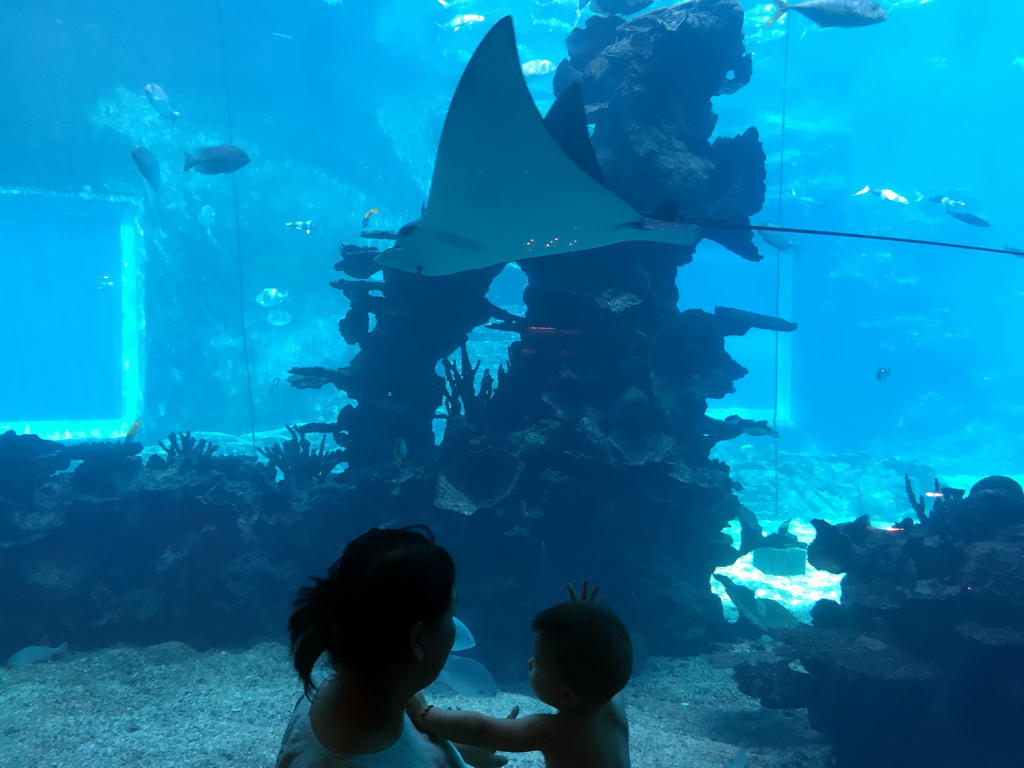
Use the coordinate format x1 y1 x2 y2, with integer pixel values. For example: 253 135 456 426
416 704 434 726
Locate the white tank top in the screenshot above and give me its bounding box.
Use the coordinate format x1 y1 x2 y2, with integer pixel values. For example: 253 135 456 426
276 694 470 768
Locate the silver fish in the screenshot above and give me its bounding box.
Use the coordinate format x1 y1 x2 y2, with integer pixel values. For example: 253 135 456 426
199 205 216 227
130 147 160 192
256 288 288 308
756 222 802 256
144 83 180 122
6 642 68 667
265 308 292 326
768 0 886 28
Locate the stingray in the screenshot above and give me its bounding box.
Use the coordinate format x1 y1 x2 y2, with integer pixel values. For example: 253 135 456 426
373 16 698 277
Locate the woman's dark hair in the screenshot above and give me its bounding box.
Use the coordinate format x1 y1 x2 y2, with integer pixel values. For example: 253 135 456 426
288 525 455 694
532 601 632 707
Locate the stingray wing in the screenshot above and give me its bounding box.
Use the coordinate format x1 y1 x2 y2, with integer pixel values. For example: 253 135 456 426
422 16 642 253
542 81 606 187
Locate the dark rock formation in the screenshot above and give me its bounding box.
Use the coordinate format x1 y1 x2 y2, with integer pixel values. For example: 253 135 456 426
288 0 777 663
557 0 763 260
0 426 383 655
732 479 1024 768
0 430 70 501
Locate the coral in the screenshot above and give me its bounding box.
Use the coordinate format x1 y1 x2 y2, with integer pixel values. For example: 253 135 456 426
157 431 218 469
903 472 926 521
256 425 344 487
145 431 276 485
66 435 144 494
440 344 498 425
0 430 70 500
733 477 1024 768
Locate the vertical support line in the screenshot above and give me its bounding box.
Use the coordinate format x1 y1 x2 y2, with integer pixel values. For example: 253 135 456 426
771 19 792 521
214 0 258 452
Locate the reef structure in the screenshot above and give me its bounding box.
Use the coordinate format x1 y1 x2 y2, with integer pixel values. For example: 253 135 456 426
292 0 782 664
731 477 1024 768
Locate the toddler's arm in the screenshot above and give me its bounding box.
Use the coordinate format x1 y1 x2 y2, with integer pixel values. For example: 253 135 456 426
411 699 551 754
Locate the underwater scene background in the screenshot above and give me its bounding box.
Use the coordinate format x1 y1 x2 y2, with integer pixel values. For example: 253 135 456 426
1 0 1023 766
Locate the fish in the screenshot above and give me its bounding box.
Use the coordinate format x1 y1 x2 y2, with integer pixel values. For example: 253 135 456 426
441 14 485 31
439 655 498 697
199 205 216 227
789 186 825 208
373 17 699 277
582 0 653 15
285 219 318 234
853 185 911 205
393 437 408 463
767 0 886 28
755 223 801 256
926 194 966 209
256 288 288 308
127 418 142 438
521 59 556 78
130 147 161 191
183 145 250 175
923 194 990 226
452 617 476 651
876 367 891 381
724 415 779 438
144 83 180 122
266 308 292 326
6 642 68 667
362 208 379 229
946 210 991 228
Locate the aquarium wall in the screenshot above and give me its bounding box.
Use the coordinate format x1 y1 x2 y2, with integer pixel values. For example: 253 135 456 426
1 188 142 438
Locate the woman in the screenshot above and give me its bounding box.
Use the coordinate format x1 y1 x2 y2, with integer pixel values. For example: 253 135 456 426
277 525 499 768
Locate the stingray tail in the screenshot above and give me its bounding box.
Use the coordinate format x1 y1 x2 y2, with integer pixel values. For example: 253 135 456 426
766 0 789 27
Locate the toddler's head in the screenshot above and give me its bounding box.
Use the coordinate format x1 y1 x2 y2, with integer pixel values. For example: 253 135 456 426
528 600 632 711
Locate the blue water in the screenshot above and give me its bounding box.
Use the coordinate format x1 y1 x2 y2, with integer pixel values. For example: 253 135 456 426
2 2 1022 765
3 0 1019 470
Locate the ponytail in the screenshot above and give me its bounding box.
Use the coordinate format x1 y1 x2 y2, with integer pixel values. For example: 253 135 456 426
288 576 337 695
286 526 455 693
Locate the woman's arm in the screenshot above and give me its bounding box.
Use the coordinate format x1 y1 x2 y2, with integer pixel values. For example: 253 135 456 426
417 706 552 754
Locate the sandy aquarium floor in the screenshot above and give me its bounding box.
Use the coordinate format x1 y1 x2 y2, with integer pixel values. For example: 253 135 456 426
0 642 828 768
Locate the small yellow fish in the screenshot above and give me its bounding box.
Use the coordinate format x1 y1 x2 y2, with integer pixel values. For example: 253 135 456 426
521 59 556 78
362 207 379 229
127 419 142 438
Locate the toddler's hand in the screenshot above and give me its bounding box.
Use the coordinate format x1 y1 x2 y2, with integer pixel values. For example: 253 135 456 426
451 707 518 768
566 580 602 603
